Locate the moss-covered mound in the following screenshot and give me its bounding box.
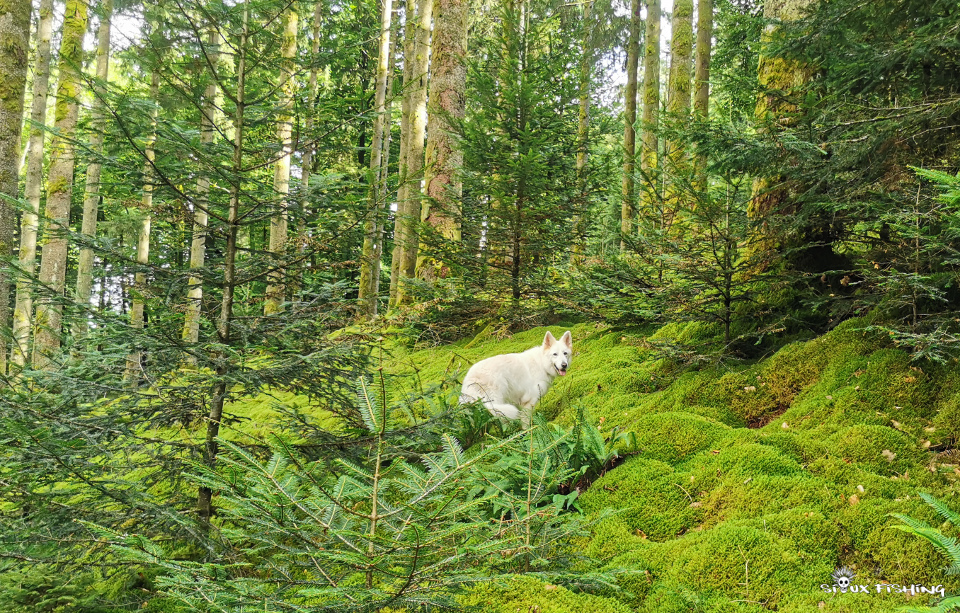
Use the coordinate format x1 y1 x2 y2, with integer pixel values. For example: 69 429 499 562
393 319 960 612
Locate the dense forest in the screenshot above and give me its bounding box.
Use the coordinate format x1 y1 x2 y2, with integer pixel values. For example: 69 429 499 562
1 0 960 610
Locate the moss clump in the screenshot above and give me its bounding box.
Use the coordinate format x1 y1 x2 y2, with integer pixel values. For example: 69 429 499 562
827 425 924 475
581 458 699 541
460 575 633 613
630 412 731 465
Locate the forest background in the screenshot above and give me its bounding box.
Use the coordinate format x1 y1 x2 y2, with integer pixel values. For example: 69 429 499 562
1 0 960 610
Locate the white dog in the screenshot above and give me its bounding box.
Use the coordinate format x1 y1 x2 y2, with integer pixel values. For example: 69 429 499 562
459 330 572 427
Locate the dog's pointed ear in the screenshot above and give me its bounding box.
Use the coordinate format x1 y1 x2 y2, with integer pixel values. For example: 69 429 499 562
560 331 572 347
543 331 556 348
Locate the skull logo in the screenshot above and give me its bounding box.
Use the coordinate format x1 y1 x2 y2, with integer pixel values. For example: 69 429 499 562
831 567 856 593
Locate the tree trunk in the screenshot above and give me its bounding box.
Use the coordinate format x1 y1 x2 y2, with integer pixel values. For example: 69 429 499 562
391 0 431 307
663 0 693 227
693 0 712 118
749 0 813 222
182 28 221 356
571 0 593 257
619 0 641 250
11 0 54 370
0 0 31 374
125 68 159 386
297 0 323 296
359 0 393 319
638 0 661 223
264 7 298 316
75 0 113 337
416 0 467 281
388 0 416 309
32 0 89 371
199 0 248 528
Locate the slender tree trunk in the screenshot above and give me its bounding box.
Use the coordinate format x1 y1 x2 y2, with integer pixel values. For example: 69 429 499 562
264 7 298 316
571 0 593 258
32 0 89 371
693 0 712 187
75 0 113 337
182 28 221 355
663 0 693 227
0 0 31 374
416 0 468 281
359 0 394 318
199 0 248 528
388 0 416 308
638 0 661 223
693 0 712 118
11 0 54 369
620 0 641 250
392 0 431 307
125 69 159 386
297 1 323 294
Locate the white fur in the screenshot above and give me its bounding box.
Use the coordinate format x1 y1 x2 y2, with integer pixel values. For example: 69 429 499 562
459 330 572 427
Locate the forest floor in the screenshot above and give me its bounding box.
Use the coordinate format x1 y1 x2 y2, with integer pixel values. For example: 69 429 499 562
382 319 960 612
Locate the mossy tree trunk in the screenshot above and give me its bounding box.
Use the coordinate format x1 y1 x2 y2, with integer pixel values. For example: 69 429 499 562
264 7 298 316
359 0 393 319
416 0 468 281
11 0 54 370
32 0 89 371
75 0 113 337
693 0 712 184
748 0 814 227
619 0 641 251
663 0 693 227
0 0 30 374
638 0 660 226
389 0 431 307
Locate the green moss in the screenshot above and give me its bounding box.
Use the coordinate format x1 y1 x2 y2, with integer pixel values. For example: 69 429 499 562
629 412 731 465
581 457 699 540
827 425 924 475
460 575 633 613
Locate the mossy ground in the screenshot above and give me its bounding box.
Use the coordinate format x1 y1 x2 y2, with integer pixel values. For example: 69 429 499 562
386 318 960 611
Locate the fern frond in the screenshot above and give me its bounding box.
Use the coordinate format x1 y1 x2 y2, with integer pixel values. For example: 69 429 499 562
920 492 960 527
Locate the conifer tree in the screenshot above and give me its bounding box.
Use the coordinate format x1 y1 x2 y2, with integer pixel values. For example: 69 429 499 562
620 0 641 249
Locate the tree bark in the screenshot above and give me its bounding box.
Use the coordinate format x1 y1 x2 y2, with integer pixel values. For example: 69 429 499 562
359 0 394 318
663 0 693 227
391 0 431 307
638 0 660 223
620 0 641 250
749 0 813 222
571 0 593 257
388 0 417 309
11 0 54 370
125 68 159 386
416 0 467 281
33 0 89 371
182 27 221 355
264 7 298 316
75 0 113 336
0 0 31 374
693 0 712 118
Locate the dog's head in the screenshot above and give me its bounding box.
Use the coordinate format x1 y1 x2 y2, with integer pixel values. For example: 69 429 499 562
542 330 572 376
